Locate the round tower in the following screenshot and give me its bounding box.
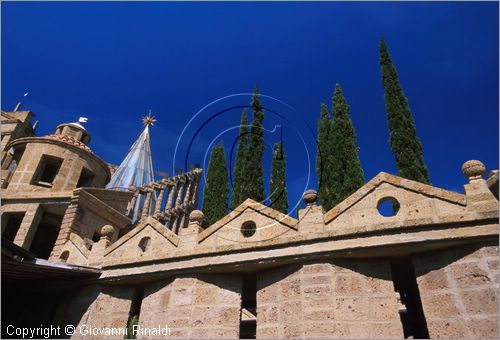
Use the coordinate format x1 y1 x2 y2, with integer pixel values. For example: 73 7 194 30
3 120 111 193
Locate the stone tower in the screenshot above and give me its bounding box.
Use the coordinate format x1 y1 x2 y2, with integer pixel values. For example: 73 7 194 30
1 116 111 259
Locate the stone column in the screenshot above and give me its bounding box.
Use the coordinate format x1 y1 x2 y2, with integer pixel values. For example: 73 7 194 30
141 186 153 219
13 203 43 249
154 183 166 216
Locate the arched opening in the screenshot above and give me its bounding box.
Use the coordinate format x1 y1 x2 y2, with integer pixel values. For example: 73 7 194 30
138 237 151 252
59 251 70 263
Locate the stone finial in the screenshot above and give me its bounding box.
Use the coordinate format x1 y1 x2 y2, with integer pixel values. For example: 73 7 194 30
189 210 205 224
302 189 318 206
462 160 485 181
100 225 115 239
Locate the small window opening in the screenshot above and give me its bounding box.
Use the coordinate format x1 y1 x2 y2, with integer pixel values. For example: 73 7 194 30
29 212 63 259
2 213 25 242
377 197 400 217
32 155 63 186
59 250 70 263
241 221 257 238
76 167 95 188
138 237 151 252
240 272 257 339
391 258 429 339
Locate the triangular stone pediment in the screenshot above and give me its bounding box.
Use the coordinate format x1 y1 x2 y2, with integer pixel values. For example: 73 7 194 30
104 217 179 262
323 172 467 232
198 199 299 244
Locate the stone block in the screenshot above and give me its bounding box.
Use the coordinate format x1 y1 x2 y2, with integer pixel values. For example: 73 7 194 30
451 262 492 288
334 297 367 321
335 274 366 295
466 316 499 339
303 285 332 298
368 296 398 321
370 322 404 339
417 268 451 291
257 326 279 339
427 319 468 339
302 274 332 286
421 292 460 318
461 288 498 315
303 309 336 321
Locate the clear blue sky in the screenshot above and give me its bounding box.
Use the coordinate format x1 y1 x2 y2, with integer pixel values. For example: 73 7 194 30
2 2 498 212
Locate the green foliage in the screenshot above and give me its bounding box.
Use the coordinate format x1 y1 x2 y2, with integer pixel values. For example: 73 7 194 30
379 39 430 184
269 142 288 214
125 315 139 339
202 143 229 225
316 85 365 211
316 103 335 210
246 86 266 203
230 109 250 210
330 84 365 207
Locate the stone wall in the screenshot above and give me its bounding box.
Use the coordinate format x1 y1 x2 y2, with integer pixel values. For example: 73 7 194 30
53 285 134 339
256 260 403 339
413 243 499 339
139 274 242 339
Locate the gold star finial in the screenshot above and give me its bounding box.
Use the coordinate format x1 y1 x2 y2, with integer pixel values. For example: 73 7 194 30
142 110 156 127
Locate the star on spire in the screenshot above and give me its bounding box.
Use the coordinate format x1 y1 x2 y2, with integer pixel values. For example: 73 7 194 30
142 110 156 127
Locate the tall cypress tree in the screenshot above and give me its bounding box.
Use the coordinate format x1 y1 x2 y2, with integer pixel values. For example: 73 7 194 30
246 86 266 203
379 39 430 184
269 142 288 214
316 103 335 210
230 109 250 210
330 84 365 207
202 143 229 225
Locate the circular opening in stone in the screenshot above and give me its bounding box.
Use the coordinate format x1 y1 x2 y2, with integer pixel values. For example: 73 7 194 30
241 221 257 238
377 197 400 217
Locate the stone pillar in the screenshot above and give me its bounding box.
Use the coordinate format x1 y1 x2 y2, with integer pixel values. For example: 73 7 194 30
139 274 242 339
127 187 138 218
154 183 166 216
52 285 134 339
88 225 115 267
298 189 325 233
141 186 153 219
413 243 499 339
462 160 498 213
165 182 175 210
13 203 43 249
178 210 203 249
257 260 403 339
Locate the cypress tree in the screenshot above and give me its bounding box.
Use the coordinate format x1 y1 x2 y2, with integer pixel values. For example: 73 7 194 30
330 84 365 207
379 39 430 184
246 86 266 203
316 103 335 210
202 143 229 225
269 142 288 214
230 109 250 210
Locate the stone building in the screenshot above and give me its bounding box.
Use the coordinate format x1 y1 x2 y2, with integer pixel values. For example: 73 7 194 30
1 106 499 339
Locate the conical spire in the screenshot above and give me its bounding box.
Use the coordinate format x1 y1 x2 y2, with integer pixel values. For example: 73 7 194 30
106 113 156 190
